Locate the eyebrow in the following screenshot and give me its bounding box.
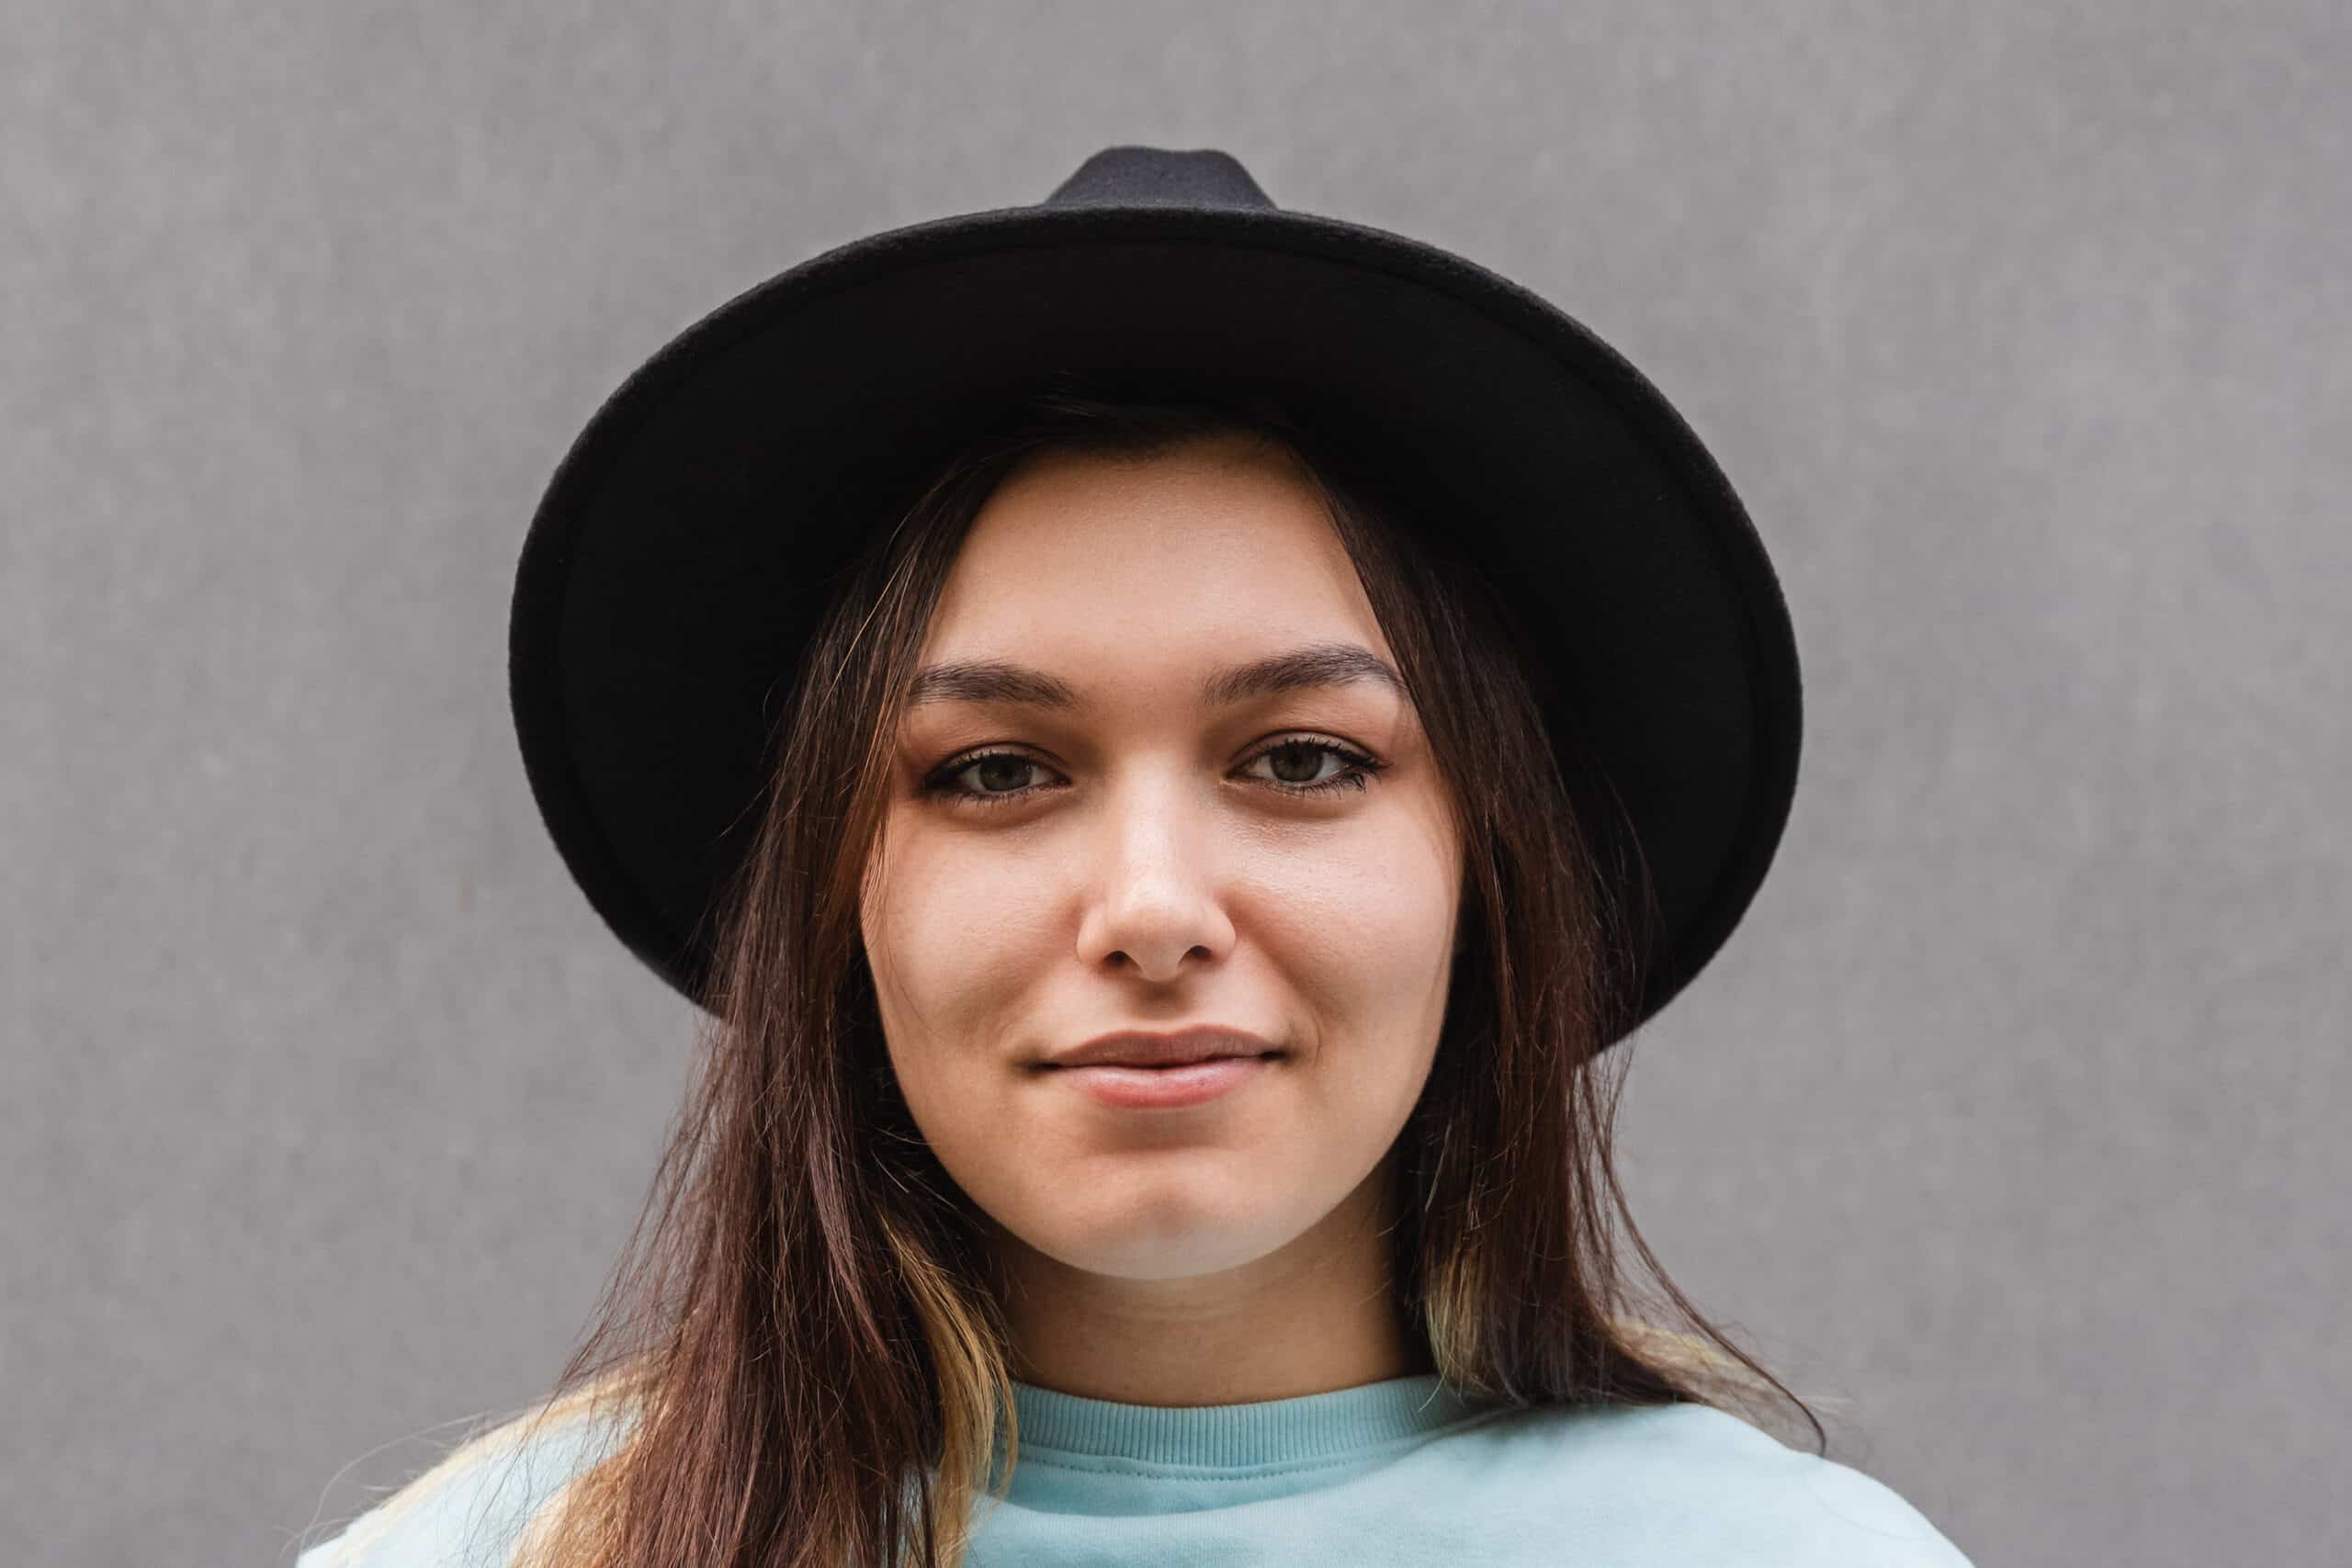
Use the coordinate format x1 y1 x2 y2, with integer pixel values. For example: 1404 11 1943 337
903 641 1408 714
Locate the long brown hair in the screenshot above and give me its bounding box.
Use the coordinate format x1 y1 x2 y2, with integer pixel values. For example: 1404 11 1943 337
310 378 1827 1568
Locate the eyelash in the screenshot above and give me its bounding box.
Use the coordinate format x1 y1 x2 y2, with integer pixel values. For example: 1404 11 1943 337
919 736 1387 810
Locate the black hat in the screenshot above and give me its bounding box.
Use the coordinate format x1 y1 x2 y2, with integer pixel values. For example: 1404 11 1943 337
508 145 1802 1040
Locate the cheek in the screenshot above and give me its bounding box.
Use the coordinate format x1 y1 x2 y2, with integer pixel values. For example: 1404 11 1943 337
873 842 1059 974
1260 819 1458 993
864 830 1057 1048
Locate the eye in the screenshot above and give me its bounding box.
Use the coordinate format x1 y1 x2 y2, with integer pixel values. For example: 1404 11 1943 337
919 736 1386 810
1238 737 1383 795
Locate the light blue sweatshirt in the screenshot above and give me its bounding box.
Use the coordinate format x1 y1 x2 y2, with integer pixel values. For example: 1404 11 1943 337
294 1373 1974 1565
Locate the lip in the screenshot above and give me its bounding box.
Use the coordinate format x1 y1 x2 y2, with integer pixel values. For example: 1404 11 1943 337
1056 1055 1275 1110
1046 1025 1284 1070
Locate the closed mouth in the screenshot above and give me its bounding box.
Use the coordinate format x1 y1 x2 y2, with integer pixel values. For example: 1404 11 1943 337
1058 1053 1282 1071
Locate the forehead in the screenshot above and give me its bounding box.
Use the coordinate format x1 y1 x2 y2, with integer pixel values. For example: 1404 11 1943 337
925 439 1375 643
905 443 1409 724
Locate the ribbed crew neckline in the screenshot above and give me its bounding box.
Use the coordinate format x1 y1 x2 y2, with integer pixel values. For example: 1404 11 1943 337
1002 1372 1499 1469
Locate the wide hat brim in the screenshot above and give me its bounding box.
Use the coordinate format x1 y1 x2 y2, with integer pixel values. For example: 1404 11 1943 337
509 146 1802 1042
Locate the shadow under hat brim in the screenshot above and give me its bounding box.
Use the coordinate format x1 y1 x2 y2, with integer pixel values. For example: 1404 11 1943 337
509 200 1802 1039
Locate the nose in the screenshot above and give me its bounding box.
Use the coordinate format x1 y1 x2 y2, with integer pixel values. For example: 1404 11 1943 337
1071 772 1236 984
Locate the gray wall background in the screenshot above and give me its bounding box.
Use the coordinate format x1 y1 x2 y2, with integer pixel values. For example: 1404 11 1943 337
9 4 2346 1564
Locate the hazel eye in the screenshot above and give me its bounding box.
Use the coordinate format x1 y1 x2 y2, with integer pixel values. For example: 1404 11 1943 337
971 752 1046 795
1241 738 1376 792
927 750 1055 803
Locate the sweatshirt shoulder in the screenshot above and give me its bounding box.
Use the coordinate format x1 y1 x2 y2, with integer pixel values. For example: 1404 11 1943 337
1498 1399 1977 1566
291 1407 627 1568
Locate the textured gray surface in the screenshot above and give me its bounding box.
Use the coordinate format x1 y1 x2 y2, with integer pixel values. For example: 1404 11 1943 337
8 5 2346 1565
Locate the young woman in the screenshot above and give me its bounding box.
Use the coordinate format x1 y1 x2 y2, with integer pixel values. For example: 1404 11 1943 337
296 148 1973 1567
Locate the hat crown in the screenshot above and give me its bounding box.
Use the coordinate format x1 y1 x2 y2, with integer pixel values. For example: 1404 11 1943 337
1042 145 1276 211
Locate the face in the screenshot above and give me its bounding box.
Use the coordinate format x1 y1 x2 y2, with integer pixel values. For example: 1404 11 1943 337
860 434 1463 1290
